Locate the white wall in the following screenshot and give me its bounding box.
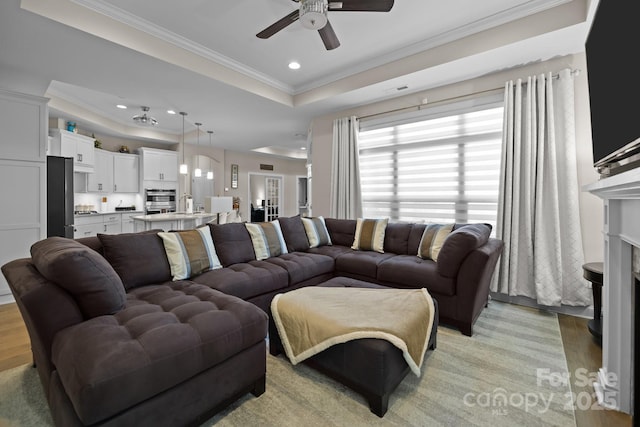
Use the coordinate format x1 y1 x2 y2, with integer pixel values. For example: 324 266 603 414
310 52 604 263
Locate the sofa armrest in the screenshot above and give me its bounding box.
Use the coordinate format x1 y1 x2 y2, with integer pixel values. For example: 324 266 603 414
453 238 504 335
1 258 84 387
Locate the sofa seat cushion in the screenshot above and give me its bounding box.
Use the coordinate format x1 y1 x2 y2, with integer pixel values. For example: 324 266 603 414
334 250 396 280
264 252 335 285
377 255 455 296
192 261 289 300
307 245 352 259
51 282 268 425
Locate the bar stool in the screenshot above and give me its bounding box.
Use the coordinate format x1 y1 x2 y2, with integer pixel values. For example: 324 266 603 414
583 262 603 345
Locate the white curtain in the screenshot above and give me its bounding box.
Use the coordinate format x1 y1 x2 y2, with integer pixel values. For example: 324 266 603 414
492 69 592 306
330 116 362 219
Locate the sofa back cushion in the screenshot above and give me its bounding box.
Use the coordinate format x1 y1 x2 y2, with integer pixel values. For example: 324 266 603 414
209 223 256 266
324 218 357 247
75 236 103 255
407 223 427 255
437 223 492 278
98 232 172 290
277 215 310 252
31 237 126 318
383 222 413 255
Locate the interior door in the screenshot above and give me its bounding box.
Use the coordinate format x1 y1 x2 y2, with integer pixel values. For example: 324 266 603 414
264 176 281 222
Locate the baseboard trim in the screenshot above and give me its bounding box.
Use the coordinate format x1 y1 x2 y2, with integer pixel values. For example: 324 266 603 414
490 292 594 319
0 294 15 306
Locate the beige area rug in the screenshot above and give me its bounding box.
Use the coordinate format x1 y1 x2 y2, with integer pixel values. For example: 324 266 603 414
0 301 576 427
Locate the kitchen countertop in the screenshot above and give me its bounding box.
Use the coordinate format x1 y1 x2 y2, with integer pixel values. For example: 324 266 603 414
132 212 217 222
75 210 143 217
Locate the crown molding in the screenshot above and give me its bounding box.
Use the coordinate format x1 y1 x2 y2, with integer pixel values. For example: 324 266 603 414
292 0 573 94
71 0 294 95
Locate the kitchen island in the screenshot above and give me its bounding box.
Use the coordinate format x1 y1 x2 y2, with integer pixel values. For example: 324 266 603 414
132 212 217 231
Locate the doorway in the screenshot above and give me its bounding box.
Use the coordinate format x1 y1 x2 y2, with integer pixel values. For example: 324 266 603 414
248 173 283 222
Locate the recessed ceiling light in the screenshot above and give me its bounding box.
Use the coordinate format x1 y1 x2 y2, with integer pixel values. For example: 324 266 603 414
288 61 301 70
116 104 127 109
167 110 176 115
301 147 307 150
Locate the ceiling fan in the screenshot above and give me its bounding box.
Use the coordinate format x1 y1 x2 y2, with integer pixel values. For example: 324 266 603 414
257 0 395 50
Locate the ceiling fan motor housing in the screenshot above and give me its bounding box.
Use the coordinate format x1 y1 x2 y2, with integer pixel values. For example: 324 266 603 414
300 0 328 30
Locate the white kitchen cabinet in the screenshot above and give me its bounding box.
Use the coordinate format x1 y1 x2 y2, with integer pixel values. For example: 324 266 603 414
73 215 103 238
86 149 113 193
74 213 122 238
49 129 95 173
102 213 122 234
121 211 144 233
113 152 139 193
0 89 48 303
79 150 139 193
139 147 178 189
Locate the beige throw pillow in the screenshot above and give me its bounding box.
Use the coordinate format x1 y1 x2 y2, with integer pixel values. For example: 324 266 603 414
245 220 288 260
158 226 222 280
417 223 455 261
351 218 389 253
301 216 332 248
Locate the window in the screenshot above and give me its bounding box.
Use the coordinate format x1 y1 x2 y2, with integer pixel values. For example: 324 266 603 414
358 94 503 230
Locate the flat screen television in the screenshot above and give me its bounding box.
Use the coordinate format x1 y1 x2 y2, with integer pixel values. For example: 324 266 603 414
586 0 640 175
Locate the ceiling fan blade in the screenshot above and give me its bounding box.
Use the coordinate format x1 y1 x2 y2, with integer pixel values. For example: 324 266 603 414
329 0 394 12
318 20 340 50
256 10 300 39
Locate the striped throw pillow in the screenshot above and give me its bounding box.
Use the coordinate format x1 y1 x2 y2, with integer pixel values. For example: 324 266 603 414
351 218 389 253
158 226 222 280
301 216 332 248
417 223 455 261
245 220 289 260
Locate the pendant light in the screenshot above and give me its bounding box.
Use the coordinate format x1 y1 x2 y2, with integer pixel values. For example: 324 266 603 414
179 112 188 175
194 122 202 177
207 130 214 180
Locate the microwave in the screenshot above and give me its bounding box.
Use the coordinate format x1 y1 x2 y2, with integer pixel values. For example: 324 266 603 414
145 188 176 214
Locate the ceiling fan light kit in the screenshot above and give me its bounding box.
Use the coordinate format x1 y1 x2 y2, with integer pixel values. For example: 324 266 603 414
132 106 158 126
300 0 328 30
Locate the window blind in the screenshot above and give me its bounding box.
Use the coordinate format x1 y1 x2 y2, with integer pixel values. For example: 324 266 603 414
358 95 503 231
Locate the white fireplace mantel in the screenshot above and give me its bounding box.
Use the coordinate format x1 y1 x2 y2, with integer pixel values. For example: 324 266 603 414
584 167 640 415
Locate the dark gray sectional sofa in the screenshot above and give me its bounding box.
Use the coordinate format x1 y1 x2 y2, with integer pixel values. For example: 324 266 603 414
1 215 502 426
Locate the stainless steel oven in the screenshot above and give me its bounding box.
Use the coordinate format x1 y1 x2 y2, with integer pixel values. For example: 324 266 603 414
145 189 176 214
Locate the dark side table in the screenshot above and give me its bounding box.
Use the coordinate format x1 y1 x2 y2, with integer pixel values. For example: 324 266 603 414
583 262 603 344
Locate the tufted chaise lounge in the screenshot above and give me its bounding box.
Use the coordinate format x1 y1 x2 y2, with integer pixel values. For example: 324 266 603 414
2 237 268 427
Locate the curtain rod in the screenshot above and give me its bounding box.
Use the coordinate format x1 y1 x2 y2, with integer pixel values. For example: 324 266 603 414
357 68 580 122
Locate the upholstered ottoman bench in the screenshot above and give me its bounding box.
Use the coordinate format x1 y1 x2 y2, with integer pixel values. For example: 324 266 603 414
269 277 438 417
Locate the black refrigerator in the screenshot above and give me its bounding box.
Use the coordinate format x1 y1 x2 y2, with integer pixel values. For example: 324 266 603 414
47 156 75 238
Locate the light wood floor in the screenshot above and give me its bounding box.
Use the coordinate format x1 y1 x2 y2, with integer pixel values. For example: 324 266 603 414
0 302 632 426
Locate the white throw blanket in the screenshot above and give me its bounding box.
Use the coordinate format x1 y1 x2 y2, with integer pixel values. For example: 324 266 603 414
271 286 435 376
